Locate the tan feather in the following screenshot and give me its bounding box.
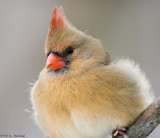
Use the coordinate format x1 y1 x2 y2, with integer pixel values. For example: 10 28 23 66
31 7 154 138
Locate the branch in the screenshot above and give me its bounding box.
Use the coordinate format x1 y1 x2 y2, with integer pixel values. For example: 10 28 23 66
114 97 160 138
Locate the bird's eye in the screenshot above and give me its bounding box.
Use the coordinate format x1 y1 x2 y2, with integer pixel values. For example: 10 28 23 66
65 47 74 55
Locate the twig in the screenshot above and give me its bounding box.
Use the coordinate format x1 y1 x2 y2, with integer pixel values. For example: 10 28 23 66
114 97 160 138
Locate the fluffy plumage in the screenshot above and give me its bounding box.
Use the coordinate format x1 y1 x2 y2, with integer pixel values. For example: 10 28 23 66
31 7 154 138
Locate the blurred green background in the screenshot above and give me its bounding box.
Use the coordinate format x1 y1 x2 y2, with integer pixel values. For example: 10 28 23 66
0 0 160 138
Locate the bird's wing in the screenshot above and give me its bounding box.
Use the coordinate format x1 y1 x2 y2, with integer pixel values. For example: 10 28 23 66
70 59 153 137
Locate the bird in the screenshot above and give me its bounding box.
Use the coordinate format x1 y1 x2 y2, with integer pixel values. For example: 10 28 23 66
30 6 154 138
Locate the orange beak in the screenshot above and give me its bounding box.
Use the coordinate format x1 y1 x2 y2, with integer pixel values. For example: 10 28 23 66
47 53 66 70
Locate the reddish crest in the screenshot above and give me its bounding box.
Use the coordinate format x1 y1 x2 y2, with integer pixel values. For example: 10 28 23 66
50 6 65 32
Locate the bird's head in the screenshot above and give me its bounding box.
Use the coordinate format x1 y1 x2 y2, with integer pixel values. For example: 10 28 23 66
45 7 111 75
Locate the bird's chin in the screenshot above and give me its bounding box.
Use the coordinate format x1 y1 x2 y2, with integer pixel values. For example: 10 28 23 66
47 68 68 76
46 61 71 77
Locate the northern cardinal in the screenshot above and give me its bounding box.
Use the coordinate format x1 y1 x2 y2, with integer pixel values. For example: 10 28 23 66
31 7 154 138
